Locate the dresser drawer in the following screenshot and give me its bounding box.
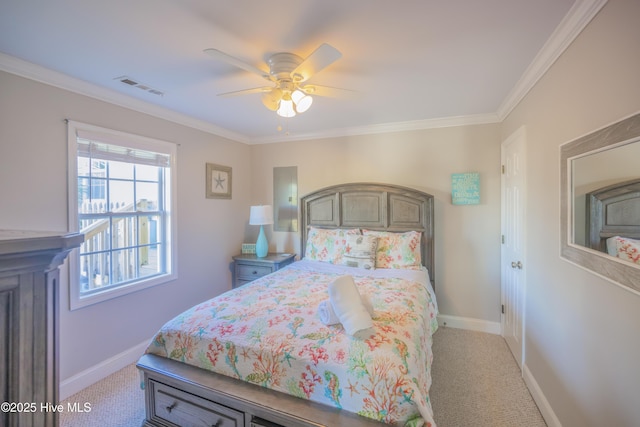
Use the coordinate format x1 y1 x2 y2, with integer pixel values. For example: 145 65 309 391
150 380 244 427
236 264 273 279
251 417 285 427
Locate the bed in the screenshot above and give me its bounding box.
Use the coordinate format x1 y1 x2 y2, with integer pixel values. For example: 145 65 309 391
137 182 437 427
585 178 640 265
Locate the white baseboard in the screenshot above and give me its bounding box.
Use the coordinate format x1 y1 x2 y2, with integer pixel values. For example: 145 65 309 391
523 364 562 427
437 314 501 335
59 339 149 400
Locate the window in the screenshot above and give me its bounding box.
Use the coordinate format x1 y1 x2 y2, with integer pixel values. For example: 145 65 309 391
67 121 177 309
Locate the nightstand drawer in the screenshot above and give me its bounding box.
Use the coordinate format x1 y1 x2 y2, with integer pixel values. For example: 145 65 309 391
151 380 244 427
232 253 296 288
237 264 273 279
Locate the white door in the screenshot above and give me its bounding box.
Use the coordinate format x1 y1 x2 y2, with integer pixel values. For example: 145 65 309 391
501 127 527 369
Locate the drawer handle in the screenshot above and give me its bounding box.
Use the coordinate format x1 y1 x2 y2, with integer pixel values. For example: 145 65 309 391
211 419 222 427
165 401 177 413
252 270 258 275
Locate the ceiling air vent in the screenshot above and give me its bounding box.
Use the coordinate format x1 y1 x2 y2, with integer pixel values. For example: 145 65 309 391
120 77 138 86
114 76 164 97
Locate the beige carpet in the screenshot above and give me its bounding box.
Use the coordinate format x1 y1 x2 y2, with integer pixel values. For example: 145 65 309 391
430 327 546 427
61 327 546 427
60 363 145 427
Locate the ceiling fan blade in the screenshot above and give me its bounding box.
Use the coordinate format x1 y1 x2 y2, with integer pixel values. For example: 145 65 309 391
299 84 357 99
291 43 342 83
204 48 271 80
217 86 273 97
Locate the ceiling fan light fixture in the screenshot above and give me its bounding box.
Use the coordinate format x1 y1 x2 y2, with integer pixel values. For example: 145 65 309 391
277 94 296 118
261 88 282 111
206 43 345 120
291 90 312 113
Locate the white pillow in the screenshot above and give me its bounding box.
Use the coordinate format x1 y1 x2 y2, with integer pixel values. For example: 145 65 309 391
341 234 378 270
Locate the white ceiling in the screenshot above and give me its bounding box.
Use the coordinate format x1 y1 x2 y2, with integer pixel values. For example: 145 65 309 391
0 0 600 144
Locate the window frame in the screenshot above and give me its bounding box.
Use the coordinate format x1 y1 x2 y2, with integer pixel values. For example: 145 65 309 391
67 121 177 310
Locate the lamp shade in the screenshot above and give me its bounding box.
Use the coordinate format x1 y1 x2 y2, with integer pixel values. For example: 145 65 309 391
249 205 273 225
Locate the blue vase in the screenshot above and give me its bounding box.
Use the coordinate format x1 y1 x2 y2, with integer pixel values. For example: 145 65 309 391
256 225 268 257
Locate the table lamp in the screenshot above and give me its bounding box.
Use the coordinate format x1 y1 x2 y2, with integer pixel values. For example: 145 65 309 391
249 205 273 258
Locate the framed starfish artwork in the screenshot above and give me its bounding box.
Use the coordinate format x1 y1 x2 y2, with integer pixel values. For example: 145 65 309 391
206 163 232 199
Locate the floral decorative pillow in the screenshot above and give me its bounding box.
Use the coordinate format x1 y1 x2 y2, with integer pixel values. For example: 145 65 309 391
304 227 361 264
362 230 422 269
342 234 378 270
614 236 640 265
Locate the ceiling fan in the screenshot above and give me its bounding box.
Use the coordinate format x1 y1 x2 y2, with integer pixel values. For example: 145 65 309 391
204 43 353 118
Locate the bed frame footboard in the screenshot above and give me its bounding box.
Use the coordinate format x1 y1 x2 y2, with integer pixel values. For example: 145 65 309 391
137 354 385 427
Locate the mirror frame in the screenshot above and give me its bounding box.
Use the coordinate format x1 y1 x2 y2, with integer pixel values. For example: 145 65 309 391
560 112 640 295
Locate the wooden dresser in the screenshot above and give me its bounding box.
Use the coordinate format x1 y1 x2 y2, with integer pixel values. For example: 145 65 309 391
0 230 83 427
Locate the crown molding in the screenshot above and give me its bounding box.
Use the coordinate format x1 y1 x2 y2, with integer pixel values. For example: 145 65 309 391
0 52 500 144
497 0 608 120
0 0 607 145
0 52 250 144
247 113 502 144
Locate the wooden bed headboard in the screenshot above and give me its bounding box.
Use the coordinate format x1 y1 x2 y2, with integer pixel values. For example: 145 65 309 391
300 182 435 288
586 178 640 252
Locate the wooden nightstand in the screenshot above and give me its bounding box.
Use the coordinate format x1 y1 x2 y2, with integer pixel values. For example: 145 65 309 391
232 253 296 288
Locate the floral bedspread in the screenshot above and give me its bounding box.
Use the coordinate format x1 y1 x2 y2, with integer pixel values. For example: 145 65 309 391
145 260 439 426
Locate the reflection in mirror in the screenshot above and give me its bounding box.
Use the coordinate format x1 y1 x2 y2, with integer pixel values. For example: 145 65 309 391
560 112 640 295
572 141 640 254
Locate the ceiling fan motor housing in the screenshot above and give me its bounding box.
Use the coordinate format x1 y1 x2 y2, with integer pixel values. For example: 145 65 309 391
268 53 304 81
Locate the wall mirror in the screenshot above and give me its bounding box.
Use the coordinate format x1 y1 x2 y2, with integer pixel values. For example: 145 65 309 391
560 112 640 295
273 166 298 232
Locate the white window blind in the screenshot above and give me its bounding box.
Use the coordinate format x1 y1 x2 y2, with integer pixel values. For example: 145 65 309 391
75 128 172 167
